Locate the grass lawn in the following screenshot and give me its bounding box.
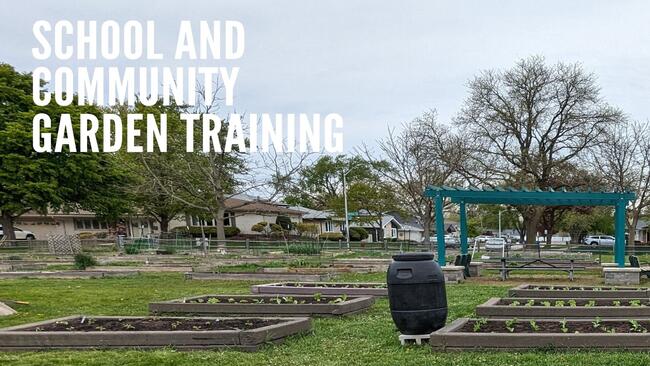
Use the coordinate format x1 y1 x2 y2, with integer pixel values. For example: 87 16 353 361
1 272 650 365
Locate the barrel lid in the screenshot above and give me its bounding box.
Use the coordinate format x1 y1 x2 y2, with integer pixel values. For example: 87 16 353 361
392 252 434 261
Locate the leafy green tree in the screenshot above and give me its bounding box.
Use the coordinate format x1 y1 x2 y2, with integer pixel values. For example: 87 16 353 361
284 155 373 209
0 63 133 239
330 180 400 241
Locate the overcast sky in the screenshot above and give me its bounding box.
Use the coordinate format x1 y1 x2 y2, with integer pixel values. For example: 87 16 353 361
1 0 649 153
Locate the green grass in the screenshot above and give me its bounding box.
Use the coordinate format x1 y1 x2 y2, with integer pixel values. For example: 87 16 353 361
1 273 650 365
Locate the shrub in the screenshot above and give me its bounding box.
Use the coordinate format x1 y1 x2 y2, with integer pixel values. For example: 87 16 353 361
78 232 95 239
319 232 344 241
224 227 241 237
284 244 321 255
270 223 284 232
170 226 240 238
124 244 140 255
296 223 319 238
73 253 97 270
349 227 369 241
251 222 269 234
275 215 294 231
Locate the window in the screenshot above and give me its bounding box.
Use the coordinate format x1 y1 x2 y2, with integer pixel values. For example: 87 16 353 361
391 228 398 238
324 220 333 232
223 212 233 227
74 218 108 231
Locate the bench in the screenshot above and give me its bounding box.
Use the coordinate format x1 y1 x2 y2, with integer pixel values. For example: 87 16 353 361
453 254 472 278
629 255 650 278
486 258 585 281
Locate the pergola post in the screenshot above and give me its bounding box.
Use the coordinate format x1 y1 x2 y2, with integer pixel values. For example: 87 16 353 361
615 199 627 268
435 193 446 265
459 201 468 255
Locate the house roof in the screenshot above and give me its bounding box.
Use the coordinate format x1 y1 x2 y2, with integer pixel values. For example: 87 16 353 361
289 206 333 220
225 198 303 215
638 220 649 230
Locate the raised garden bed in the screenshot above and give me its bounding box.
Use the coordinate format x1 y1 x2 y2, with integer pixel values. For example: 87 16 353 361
185 272 331 282
251 282 388 297
149 294 375 316
0 270 139 280
508 284 649 298
0 315 311 351
476 297 650 318
431 317 650 350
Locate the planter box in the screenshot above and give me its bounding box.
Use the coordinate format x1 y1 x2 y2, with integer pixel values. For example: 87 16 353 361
431 318 650 350
0 270 139 280
251 282 388 297
476 297 650 318
185 272 331 282
149 294 375 317
0 315 311 351
508 284 649 298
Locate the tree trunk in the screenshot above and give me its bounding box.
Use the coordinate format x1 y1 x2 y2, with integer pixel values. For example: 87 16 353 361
524 208 542 245
215 206 226 241
159 214 170 233
0 212 16 240
422 216 431 245
628 214 639 248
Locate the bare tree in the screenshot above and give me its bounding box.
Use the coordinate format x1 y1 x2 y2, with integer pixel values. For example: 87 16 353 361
596 121 650 245
142 83 312 241
456 56 623 244
361 110 467 244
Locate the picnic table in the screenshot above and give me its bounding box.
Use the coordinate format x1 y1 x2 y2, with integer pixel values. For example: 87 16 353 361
486 257 586 281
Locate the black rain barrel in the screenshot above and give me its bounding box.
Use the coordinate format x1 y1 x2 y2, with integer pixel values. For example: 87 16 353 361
387 252 447 335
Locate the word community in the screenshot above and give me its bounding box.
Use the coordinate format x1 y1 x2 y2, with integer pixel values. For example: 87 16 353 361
33 113 343 153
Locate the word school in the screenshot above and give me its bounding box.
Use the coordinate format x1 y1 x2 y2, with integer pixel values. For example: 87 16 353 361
33 113 344 153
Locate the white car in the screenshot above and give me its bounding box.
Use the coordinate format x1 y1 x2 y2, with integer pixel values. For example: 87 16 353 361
426 235 460 247
583 235 615 246
0 226 36 240
485 237 507 251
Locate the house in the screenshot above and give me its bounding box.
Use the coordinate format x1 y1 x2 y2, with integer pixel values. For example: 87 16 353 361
289 206 343 234
636 220 649 244
351 213 425 243
12 194 305 239
13 210 180 238
186 195 304 235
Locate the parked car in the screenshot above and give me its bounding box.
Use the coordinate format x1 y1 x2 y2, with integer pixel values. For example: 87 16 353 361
0 226 36 240
583 235 615 246
485 237 508 251
426 235 460 247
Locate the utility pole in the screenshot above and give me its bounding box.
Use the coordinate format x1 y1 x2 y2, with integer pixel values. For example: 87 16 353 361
343 169 351 250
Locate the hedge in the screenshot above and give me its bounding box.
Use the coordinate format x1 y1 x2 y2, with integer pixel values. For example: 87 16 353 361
171 226 240 237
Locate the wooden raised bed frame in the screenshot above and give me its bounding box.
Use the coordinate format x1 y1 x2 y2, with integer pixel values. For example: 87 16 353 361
0 270 139 280
185 272 331 282
476 297 650 318
149 294 375 317
431 318 650 350
508 283 649 298
0 315 311 351
251 282 388 297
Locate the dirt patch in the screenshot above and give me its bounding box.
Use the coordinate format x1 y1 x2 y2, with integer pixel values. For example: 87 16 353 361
498 298 650 306
184 295 350 304
22 317 283 332
277 283 386 289
460 319 650 333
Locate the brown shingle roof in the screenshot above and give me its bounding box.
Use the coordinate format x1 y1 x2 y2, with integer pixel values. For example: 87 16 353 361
224 198 302 215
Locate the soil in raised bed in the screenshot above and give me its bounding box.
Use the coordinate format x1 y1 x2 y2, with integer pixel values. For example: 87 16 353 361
498 299 650 307
20 317 283 332
459 319 650 333
526 285 645 291
273 283 386 289
183 295 352 305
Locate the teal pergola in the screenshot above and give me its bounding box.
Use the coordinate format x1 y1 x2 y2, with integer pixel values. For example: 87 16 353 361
423 186 636 267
